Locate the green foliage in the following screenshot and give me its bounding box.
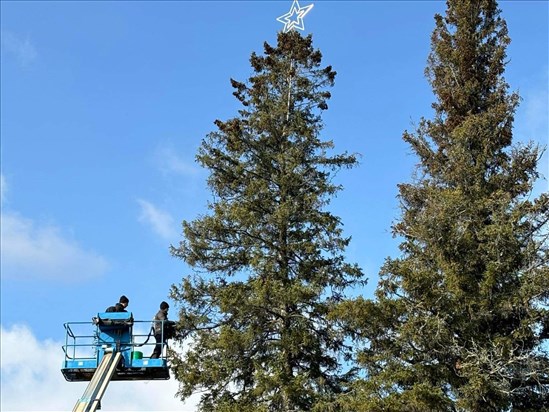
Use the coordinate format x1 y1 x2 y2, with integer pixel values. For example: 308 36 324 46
336 0 549 411
169 31 363 412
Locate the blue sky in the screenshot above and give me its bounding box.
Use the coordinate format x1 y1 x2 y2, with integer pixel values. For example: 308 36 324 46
1 1 547 410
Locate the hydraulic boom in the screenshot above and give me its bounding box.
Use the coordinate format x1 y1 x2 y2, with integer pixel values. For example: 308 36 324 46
72 350 121 412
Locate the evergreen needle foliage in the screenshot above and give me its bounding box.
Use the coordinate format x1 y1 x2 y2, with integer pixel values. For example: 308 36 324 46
169 31 363 412
335 1 549 411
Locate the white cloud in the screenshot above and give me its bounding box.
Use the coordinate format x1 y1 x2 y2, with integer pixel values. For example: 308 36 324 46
0 212 109 282
154 146 200 176
137 199 178 241
0 324 199 411
0 175 109 282
1 30 37 67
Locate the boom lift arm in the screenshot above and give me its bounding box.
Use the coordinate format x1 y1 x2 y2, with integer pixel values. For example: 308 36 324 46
72 350 121 412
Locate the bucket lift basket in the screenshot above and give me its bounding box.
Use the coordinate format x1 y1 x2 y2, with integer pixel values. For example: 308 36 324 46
61 312 170 382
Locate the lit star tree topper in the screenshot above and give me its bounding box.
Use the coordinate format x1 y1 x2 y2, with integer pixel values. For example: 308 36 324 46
276 0 314 33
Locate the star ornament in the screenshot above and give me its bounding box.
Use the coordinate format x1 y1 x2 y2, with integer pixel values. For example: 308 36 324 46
276 0 314 33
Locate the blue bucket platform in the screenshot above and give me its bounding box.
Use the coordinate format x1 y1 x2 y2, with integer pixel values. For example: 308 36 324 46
61 312 170 382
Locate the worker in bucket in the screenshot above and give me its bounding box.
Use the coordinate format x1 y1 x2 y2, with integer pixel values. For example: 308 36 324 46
105 295 129 312
150 301 174 359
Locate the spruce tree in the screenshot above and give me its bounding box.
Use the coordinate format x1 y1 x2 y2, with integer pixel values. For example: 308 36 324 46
169 31 363 412
336 1 549 410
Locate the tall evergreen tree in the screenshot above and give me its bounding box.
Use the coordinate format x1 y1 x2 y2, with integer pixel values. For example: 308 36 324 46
336 1 549 411
169 31 363 412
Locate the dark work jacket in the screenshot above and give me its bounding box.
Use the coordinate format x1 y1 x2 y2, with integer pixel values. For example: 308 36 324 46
105 303 127 312
153 308 168 335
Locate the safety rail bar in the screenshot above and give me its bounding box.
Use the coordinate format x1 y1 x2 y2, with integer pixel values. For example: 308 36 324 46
62 319 170 361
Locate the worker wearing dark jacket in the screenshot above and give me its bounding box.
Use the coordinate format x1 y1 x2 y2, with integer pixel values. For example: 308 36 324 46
105 295 129 312
150 301 169 359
